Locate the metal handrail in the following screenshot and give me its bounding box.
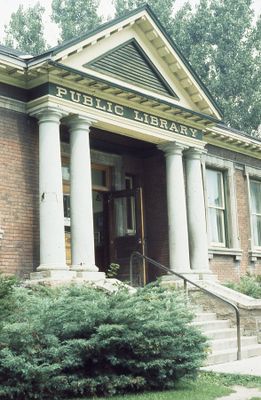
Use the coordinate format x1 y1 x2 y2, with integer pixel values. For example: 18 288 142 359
130 251 242 360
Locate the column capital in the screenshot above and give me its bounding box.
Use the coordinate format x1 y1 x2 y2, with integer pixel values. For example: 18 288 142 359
185 147 207 160
66 114 97 132
30 106 68 124
158 141 188 156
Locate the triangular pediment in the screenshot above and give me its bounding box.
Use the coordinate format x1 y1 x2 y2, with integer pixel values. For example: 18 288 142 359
34 5 222 120
85 39 178 99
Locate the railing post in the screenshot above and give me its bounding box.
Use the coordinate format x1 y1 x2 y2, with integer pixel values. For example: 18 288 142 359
184 279 188 299
236 310 242 360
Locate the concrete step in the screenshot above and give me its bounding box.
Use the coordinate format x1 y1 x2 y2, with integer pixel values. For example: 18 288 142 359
210 336 258 351
194 312 217 322
207 344 261 365
192 319 230 331
206 328 238 340
191 306 261 366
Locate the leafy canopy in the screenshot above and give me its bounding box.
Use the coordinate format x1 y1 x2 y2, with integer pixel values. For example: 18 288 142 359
4 2 47 56
172 0 261 134
51 0 102 42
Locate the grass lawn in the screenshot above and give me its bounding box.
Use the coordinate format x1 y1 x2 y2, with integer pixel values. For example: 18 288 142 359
71 373 261 400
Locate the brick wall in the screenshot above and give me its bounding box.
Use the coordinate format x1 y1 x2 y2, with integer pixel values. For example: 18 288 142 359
142 146 261 283
0 109 39 277
0 108 260 283
207 145 261 282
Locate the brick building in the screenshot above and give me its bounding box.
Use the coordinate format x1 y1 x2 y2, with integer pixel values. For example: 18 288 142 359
0 5 260 284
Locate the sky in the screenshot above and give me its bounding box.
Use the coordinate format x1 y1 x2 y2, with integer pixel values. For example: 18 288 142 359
0 0 260 47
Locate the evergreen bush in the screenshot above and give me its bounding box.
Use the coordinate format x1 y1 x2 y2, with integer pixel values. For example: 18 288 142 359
226 274 261 299
0 274 17 323
0 284 207 399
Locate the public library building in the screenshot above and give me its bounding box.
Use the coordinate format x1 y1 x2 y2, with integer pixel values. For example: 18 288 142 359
0 5 260 284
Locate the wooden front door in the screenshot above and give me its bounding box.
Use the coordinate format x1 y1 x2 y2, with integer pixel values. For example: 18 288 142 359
107 187 146 285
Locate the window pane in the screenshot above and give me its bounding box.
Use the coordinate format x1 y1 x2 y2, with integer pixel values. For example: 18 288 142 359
92 169 106 187
62 165 70 181
206 169 223 208
63 195 70 218
250 181 261 214
252 214 261 247
92 191 104 247
208 208 225 244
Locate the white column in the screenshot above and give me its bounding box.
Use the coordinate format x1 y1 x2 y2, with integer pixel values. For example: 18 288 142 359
35 107 68 271
68 115 98 273
159 142 190 273
185 148 210 272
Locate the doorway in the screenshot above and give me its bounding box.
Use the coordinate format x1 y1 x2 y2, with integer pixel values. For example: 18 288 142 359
92 164 111 273
62 160 146 283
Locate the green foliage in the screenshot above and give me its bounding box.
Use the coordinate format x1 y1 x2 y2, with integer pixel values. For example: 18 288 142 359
225 274 261 299
51 0 102 42
113 0 176 34
200 371 261 387
172 0 261 134
0 284 207 399
106 263 120 278
0 274 17 324
3 2 47 55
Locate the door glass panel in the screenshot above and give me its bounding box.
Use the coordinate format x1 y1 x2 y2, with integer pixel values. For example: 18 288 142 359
93 191 104 247
114 197 127 237
125 176 136 234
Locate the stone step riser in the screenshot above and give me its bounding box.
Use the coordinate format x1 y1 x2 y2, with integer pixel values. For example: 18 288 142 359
194 313 217 322
192 319 230 331
206 328 237 340
193 310 261 365
207 345 261 365
210 336 257 351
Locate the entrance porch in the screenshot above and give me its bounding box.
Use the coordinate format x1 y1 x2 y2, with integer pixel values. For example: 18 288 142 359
29 107 212 284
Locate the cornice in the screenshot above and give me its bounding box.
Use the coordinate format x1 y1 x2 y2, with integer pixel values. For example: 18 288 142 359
204 126 261 159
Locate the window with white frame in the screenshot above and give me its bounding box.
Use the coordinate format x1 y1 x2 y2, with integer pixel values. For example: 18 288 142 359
206 169 227 246
250 179 261 248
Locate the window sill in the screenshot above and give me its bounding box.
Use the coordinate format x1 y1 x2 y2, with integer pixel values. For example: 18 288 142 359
208 247 242 261
249 250 261 261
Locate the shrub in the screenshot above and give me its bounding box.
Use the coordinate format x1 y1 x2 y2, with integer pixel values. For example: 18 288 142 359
0 284 207 399
0 274 17 324
226 274 261 299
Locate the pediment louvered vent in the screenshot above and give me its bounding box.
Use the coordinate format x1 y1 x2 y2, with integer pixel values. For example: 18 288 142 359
85 39 178 98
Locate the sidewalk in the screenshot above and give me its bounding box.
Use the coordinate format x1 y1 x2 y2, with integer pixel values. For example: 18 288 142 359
202 357 261 399
202 356 261 376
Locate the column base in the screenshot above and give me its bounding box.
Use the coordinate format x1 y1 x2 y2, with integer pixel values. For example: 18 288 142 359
71 263 99 272
30 269 105 283
160 271 218 285
75 271 106 281
30 269 76 281
37 263 69 271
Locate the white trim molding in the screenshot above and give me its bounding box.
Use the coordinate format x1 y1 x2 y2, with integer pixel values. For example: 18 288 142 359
202 154 242 260
245 166 261 261
0 95 26 113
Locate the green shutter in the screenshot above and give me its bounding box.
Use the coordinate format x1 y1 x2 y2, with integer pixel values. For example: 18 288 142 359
85 39 178 98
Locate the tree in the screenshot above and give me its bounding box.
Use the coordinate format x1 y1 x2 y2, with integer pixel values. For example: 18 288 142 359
4 3 47 56
51 0 102 42
171 0 260 134
113 0 176 34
